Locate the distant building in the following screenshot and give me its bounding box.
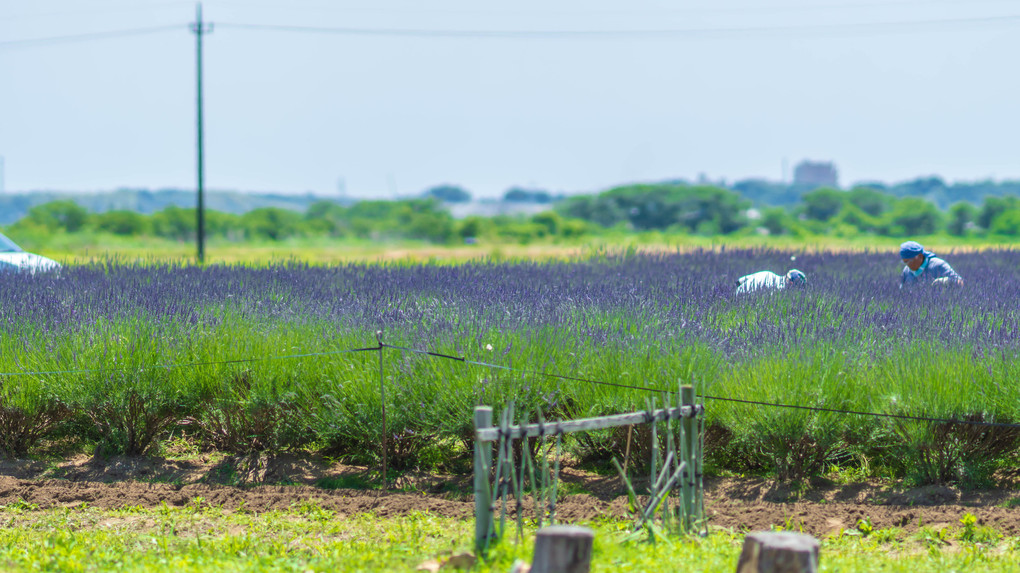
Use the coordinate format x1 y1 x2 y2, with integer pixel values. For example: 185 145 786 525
793 160 839 188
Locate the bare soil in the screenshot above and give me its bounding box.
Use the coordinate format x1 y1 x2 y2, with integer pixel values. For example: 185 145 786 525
1 454 1019 537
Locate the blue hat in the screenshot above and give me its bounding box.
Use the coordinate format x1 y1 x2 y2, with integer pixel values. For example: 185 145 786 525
899 241 924 260
786 269 807 286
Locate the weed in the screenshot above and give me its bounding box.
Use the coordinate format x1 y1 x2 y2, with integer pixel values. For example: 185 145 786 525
856 517 874 537
1 499 40 513
870 527 902 544
957 512 1001 545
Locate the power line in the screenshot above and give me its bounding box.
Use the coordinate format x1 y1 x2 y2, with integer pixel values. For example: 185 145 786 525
1 12 1016 52
0 2 191 23
209 0 1020 18
216 13 1020 39
0 25 183 50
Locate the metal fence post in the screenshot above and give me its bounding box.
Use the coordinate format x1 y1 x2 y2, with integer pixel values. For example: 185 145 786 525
474 406 494 553
680 385 696 532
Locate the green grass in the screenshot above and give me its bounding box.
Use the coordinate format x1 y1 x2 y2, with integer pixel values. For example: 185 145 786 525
1 504 1020 571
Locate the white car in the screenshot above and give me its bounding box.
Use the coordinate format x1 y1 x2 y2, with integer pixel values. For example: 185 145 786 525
0 232 61 272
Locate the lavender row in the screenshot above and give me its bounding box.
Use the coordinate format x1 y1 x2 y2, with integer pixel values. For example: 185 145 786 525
2 249 1018 356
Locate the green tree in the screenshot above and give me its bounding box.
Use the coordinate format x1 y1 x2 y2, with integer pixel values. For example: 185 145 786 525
488 215 544 244
882 198 943 236
458 216 485 240
759 207 792 236
93 210 149 236
977 196 1020 230
834 204 882 234
947 202 977 236
423 184 472 203
23 200 90 232
504 187 552 203
558 184 748 234
398 199 455 243
989 209 1020 236
151 206 195 241
240 208 302 240
556 195 627 228
559 218 590 238
801 188 844 222
531 211 562 236
846 187 892 217
206 211 243 240
303 201 347 237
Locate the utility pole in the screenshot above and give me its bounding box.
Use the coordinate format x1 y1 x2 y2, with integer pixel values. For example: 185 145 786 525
191 3 212 263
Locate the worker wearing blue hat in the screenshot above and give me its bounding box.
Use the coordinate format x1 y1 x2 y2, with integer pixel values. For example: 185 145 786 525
899 241 963 288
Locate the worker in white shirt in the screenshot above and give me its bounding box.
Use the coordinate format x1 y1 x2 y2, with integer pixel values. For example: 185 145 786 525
736 269 807 295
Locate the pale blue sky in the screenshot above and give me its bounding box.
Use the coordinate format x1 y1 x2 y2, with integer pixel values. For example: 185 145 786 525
1 0 1018 198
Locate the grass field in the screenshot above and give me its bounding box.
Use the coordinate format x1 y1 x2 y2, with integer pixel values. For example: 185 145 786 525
3 236 1019 571
0 503 1017 572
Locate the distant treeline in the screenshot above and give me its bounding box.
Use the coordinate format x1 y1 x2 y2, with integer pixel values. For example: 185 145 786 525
3 199 584 244
734 176 1020 209
558 184 1020 238
0 185 562 226
5 184 1020 243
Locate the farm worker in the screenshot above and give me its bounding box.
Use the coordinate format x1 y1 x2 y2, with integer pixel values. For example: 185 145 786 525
899 241 963 288
735 269 807 294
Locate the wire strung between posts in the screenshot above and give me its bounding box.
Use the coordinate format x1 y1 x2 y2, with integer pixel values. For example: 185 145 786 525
379 341 1020 431
0 345 381 378
700 393 1020 430
379 342 665 395
7 333 1019 432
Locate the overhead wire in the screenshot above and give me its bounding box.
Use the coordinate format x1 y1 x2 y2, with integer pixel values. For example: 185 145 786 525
0 2 191 23
2 10 1018 52
215 13 1020 40
0 25 184 50
209 0 1020 17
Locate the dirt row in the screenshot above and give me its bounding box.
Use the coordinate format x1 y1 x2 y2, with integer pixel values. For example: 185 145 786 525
1 455 1017 537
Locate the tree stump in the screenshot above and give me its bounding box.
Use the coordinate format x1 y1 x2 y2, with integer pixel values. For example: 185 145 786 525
530 525 594 573
736 531 819 573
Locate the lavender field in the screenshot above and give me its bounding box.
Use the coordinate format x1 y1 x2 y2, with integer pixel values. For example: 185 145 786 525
1 248 1019 485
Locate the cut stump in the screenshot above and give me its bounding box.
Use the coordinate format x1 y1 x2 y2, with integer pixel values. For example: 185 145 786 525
736 531 819 573
530 525 594 573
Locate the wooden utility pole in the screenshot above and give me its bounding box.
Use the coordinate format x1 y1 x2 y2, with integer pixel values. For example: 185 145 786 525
190 3 212 263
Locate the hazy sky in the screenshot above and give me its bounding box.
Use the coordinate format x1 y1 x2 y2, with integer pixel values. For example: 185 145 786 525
1 0 1018 199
